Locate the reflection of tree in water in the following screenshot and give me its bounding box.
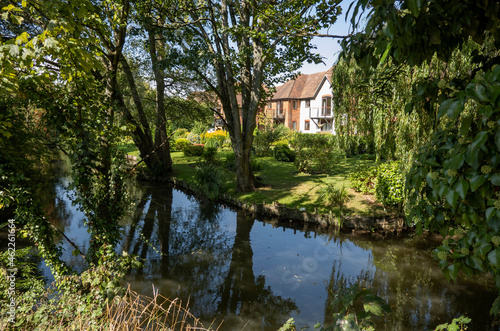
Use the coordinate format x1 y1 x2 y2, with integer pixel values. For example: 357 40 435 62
334 237 499 331
217 210 298 330
123 185 297 330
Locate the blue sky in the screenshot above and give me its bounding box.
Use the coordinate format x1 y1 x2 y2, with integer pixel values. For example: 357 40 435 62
299 1 354 75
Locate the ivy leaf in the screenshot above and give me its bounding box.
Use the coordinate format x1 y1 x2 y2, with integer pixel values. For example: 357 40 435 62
446 152 465 170
447 100 464 119
447 264 459 280
488 248 500 269
470 131 488 151
470 175 486 192
445 189 459 209
490 296 500 315
467 83 490 103
467 256 484 272
453 179 469 200
363 301 383 316
491 173 500 186
488 217 500 232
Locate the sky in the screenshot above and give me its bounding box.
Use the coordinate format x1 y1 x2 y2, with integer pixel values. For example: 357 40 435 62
299 1 354 75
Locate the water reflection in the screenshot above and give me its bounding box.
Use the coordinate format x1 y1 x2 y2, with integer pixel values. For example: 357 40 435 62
42 178 499 330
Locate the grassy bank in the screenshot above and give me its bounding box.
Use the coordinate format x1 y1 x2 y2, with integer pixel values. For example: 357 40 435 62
129 144 387 217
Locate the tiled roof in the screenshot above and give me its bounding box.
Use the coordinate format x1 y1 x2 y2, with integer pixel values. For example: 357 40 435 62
270 68 332 101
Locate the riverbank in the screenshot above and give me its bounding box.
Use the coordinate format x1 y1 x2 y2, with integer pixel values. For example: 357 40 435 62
133 150 405 231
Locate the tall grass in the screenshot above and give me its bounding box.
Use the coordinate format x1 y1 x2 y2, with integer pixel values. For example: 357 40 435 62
104 285 217 331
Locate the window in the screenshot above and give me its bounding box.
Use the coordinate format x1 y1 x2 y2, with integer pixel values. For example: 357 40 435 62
277 101 284 117
322 96 332 116
305 100 310 108
304 120 310 130
292 100 297 109
267 102 272 109
292 121 297 131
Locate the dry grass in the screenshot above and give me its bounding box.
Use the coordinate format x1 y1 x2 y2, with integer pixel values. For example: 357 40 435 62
104 285 218 331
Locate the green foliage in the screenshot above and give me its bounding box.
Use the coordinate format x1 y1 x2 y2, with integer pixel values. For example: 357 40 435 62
318 184 349 225
350 166 378 195
274 143 296 162
434 316 471 331
194 162 223 200
253 124 290 157
0 247 139 329
174 138 191 152
278 318 296 331
317 283 391 331
376 161 404 207
187 132 201 144
406 66 500 312
290 132 337 174
183 144 205 157
202 146 218 164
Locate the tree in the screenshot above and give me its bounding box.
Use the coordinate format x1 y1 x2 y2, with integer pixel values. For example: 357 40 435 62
342 0 500 314
162 0 342 192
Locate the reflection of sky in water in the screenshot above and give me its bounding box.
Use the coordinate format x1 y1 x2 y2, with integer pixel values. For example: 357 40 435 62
40 179 499 331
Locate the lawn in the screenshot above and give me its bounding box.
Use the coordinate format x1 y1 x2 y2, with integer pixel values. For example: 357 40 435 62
166 149 385 217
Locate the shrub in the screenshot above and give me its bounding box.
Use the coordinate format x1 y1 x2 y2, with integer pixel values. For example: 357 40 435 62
350 166 378 195
172 128 189 140
194 162 222 199
202 146 218 164
174 138 191 152
253 125 289 157
183 144 205 156
201 130 229 148
376 161 404 206
294 149 313 173
187 132 201 144
274 143 295 162
224 152 236 171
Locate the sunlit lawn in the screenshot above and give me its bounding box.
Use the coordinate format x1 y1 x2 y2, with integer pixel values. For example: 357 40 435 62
169 150 384 216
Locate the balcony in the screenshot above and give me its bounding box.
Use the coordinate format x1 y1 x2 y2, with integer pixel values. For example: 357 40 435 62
273 109 285 119
309 107 332 119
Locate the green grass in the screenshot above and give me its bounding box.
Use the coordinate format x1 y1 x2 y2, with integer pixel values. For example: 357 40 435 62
122 142 385 217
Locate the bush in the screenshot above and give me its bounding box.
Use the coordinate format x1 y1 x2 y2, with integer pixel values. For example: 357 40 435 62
187 132 201 144
183 144 205 156
224 152 236 171
376 161 404 206
174 138 191 152
253 125 290 157
350 166 378 195
274 143 295 162
172 128 189 140
201 130 229 148
202 146 218 164
194 162 222 199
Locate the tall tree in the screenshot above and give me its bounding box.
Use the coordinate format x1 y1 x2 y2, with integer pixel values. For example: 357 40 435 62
342 0 500 314
163 0 342 192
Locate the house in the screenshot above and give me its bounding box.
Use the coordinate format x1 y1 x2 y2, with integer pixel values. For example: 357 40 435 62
265 68 334 133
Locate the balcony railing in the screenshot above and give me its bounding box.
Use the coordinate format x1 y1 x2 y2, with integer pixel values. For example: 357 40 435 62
273 109 285 118
309 107 332 118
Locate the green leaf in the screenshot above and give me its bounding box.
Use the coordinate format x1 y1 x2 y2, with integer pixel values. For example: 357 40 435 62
447 100 464 119
447 264 459 280
380 41 392 64
495 130 500 150
470 174 486 192
486 207 496 221
445 189 460 209
488 248 500 269
488 217 500 232
490 296 500 315
460 116 473 136
453 179 469 200
467 83 490 103
364 301 383 316
406 0 422 17
438 99 454 119
467 256 484 272
470 131 488 151
491 173 500 186
447 153 465 170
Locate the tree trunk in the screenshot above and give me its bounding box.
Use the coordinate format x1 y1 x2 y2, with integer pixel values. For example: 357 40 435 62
149 20 172 175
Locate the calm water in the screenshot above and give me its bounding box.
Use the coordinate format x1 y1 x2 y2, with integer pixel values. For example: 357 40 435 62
39 173 500 330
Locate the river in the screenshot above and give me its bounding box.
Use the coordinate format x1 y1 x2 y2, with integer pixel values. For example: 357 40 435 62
39 172 499 330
